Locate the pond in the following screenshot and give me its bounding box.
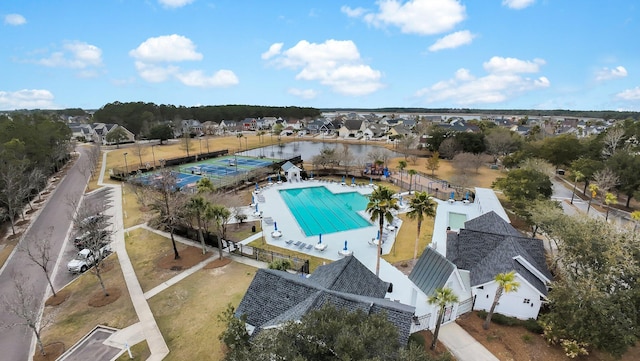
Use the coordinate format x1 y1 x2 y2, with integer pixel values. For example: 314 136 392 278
238 140 403 162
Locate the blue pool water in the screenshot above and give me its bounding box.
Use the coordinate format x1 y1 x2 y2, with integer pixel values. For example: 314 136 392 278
279 186 371 236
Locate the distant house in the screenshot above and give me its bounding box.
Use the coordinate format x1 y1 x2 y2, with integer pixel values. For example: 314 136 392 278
180 119 203 136
92 123 135 145
235 256 415 345
219 120 239 133
68 123 96 141
446 211 552 320
338 119 364 138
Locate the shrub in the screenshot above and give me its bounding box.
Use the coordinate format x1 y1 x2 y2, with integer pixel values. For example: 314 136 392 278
408 332 425 348
523 318 544 334
521 334 532 343
490 313 518 326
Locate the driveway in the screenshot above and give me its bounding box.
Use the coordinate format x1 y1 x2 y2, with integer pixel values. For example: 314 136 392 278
0 146 92 361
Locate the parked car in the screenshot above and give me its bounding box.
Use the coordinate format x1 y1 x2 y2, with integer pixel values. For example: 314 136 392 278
67 245 111 273
73 230 109 250
79 213 106 228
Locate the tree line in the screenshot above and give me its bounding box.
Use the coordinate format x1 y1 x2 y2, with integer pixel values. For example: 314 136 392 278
92 102 322 136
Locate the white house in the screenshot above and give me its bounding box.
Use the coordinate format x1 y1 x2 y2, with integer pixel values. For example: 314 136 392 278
281 161 302 182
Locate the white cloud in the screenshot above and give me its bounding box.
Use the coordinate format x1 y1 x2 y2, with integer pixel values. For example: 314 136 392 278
616 87 640 100
341 5 367 18
502 0 535 10
288 88 318 99
158 0 194 8
35 41 103 76
261 43 283 60
134 61 179 83
345 0 466 35
483 56 545 74
428 30 475 51
266 39 383 96
4 14 26 25
0 89 56 110
175 69 239 87
595 66 627 81
130 35 238 88
129 34 203 62
415 56 549 105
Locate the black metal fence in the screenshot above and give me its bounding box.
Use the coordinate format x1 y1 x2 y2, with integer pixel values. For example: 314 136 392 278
227 241 310 274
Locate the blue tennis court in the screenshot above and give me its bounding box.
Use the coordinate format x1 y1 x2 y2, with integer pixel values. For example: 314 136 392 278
279 186 371 236
133 171 202 189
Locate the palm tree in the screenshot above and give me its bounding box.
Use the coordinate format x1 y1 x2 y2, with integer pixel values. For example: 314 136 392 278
366 185 399 276
570 170 584 204
427 287 459 350
604 192 617 221
407 169 417 194
187 196 212 254
211 204 232 259
407 191 437 260
196 177 215 193
587 183 599 214
483 271 520 330
398 160 407 191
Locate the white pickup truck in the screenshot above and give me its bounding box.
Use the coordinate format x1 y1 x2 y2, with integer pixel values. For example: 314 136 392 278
67 245 111 273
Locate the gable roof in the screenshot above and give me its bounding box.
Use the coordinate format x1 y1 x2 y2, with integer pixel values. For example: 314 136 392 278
409 247 455 297
281 161 300 172
236 256 415 345
343 118 363 131
463 211 521 237
309 255 389 298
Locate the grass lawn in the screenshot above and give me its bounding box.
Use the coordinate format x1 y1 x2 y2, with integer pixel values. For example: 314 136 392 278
382 210 435 264
125 228 209 293
147 261 257 361
0 237 18 269
40 254 138 352
122 186 155 229
390 156 504 189
115 340 150 361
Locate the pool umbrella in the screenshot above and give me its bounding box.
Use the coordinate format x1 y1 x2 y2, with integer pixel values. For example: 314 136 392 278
318 233 322 244
369 177 373 185
277 173 281 181
450 191 455 199
255 203 259 213
255 182 259 191
376 230 380 240
310 171 314 178
465 191 469 200
251 194 255 204
352 177 355 185
268 176 272 183
399 195 403 206
342 175 345 183
274 222 278 231
343 240 348 251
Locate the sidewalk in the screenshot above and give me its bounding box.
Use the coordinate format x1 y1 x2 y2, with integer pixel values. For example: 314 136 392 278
98 151 170 360
438 322 499 361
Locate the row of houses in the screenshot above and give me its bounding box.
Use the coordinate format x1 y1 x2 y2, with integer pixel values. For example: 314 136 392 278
69 122 135 145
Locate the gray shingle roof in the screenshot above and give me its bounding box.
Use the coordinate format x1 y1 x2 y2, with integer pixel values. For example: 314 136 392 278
236 256 415 345
463 211 521 237
446 214 551 297
409 247 455 297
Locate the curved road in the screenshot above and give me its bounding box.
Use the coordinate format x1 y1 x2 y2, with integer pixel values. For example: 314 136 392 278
0 146 91 361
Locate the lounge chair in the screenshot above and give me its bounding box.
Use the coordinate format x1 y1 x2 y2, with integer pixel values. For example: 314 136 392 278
305 244 313 250
299 242 307 249
293 241 301 247
285 239 293 245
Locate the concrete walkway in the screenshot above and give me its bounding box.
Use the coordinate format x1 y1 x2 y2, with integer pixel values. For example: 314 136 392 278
98 151 170 360
438 322 499 361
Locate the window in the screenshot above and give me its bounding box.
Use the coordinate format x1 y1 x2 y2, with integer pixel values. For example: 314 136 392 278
523 298 530 304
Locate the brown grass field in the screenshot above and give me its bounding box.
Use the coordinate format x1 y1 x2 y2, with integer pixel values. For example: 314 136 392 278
147 261 257 361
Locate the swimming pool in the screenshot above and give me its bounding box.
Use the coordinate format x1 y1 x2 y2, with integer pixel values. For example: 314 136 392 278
448 212 467 230
279 186 371 236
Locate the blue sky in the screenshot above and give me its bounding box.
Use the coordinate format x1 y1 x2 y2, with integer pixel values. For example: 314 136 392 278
1 0 639 111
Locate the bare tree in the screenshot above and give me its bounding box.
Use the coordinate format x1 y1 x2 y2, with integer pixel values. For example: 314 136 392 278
20 227 57 297
520 157 556 178
408 154 418 165
593 167 619 195
2 274 53 356
148 169 185 259
0 160 30 234
398 134 417 156
131 141 148 168
452 152 476 176
339 143 355 176
126 183 152 211
602 127 625 159
438 137 460 159
28 167 48 202
486 127 521 163
180 133 193 157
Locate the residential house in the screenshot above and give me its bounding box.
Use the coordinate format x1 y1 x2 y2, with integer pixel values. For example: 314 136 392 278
180 119 203 136
281 161 302 182
388 124 413 138
219 120 239 133
201 121 219 135
68 123 96 142
285 118 303 130
92 123 135 145
338 118 365 138
319 120 340 135
241 117 256 131
235 256 415 345
408 247 471 331
363 123 387 139
510 125 530 136
445 211 552 320
306 119 325 134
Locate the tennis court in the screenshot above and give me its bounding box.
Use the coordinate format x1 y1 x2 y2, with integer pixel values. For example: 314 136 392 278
132 155 279 190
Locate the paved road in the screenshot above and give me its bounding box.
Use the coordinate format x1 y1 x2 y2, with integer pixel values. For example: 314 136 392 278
0 146 91 361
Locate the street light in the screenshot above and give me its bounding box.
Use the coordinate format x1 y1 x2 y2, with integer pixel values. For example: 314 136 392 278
198 138 202 155
244 137 248 151
151 145 157 168
123 152 129 177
